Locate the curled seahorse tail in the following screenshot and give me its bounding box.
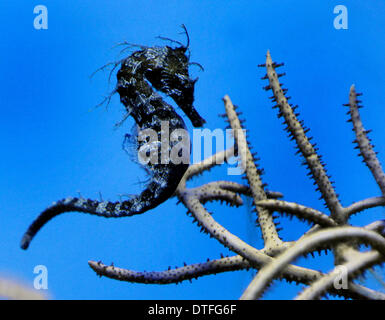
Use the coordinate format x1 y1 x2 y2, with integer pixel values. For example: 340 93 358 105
19 197 140 250
21 201 77 250
21 163 188 250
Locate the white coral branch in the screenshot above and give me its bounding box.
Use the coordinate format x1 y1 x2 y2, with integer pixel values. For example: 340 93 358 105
240 226 385 300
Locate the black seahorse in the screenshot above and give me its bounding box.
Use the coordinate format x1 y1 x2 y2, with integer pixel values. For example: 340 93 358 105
21 26 205 250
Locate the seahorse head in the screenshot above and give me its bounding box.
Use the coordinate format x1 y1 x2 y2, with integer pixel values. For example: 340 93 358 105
144 44 206 128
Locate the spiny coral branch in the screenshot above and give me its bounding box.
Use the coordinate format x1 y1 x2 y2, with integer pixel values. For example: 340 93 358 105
346 196 385 218
223 95 282 252
177 189 323 281
347 282 385 300
240 226 385 300
86 254 381 300
263 51 343 221
88 256 251 284
178 190 268 265
195 181 282 200
181 147 235 184
255 199 337 227
192 183 243 207
347 85 385 196
295 250 385 300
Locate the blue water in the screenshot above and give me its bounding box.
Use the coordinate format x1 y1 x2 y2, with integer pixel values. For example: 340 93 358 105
1 0 384 299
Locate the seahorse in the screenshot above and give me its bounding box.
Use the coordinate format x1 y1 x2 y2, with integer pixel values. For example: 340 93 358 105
20 27 205 250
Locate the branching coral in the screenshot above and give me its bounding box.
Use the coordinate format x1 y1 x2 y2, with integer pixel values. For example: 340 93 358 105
88 50 385 299
22 47 385 299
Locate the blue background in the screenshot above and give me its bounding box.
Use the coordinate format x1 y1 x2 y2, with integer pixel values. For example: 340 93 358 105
1 1 385 299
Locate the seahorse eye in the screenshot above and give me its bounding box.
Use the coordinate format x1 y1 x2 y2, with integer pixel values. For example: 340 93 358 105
179 53 188 65
169 55 188 73
174 45 187 54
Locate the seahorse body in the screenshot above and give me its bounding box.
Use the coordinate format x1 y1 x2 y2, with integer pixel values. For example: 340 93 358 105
21 40 205 250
